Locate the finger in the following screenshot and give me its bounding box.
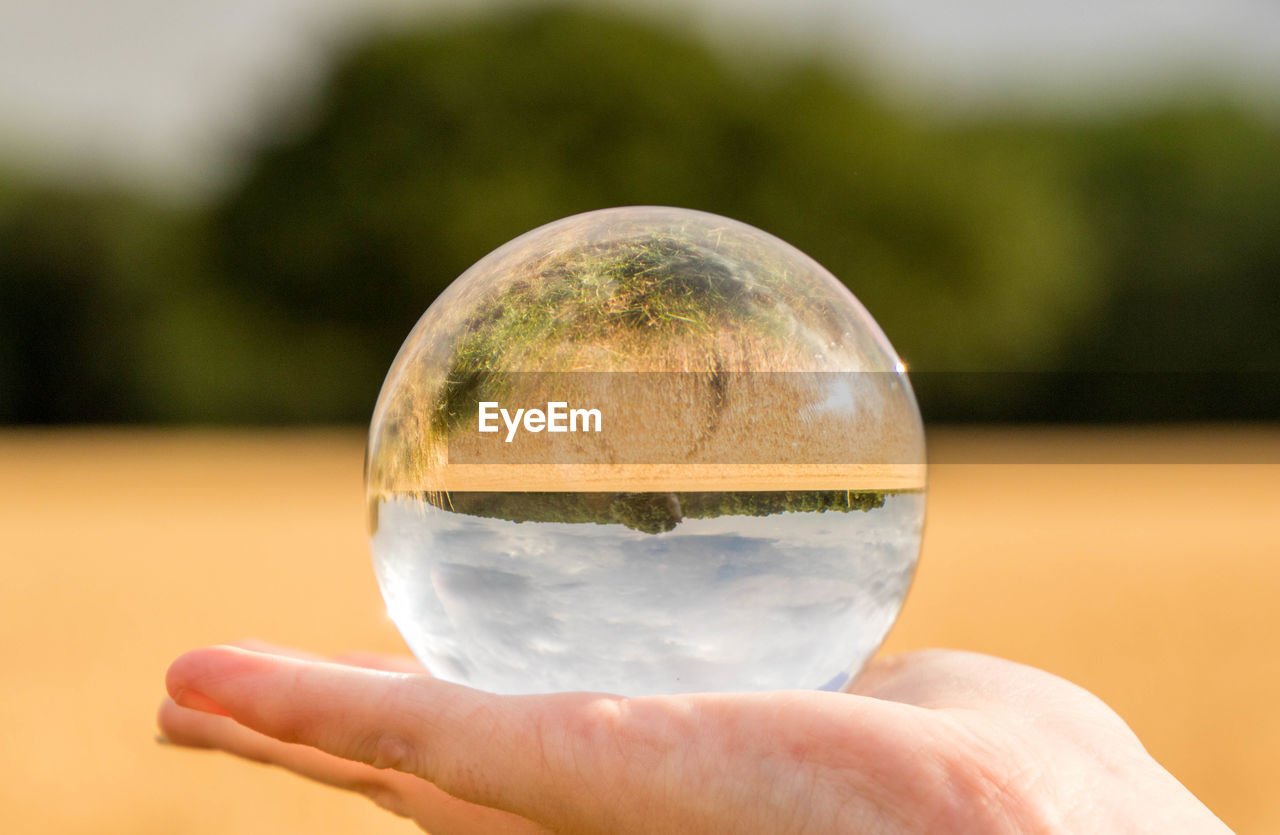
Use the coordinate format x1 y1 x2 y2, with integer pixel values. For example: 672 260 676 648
165 645 613 823
159 696 412 804
332 650 427 675
850 650 1139 739
158 698 545 834
229 638 426 675
851 649 1062 708
228 638 328 662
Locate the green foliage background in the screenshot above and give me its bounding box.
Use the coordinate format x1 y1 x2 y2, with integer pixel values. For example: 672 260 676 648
2 6 1277 423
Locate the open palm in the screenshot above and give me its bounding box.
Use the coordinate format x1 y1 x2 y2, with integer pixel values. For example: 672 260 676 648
159 642 1227 834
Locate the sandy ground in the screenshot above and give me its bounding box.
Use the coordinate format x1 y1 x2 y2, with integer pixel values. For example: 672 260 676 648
0 427 1276 833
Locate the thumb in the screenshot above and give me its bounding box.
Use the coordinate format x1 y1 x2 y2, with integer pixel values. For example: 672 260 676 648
165 645 618 822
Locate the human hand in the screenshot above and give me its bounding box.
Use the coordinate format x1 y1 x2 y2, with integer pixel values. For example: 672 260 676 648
159 642 1230 834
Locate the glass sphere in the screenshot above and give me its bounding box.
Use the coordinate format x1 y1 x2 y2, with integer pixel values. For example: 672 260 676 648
366 206 925 696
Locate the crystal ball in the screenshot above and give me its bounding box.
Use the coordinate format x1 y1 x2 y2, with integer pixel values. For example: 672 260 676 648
366 206 925 696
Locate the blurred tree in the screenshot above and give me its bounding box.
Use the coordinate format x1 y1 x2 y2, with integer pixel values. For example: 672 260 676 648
208 5 1098 422
0 179 170 421
2 5 1277 423
1056 106 1280 419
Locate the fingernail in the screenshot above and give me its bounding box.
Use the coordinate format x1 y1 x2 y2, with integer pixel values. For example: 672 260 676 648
174 688 231 717
155 734 173 746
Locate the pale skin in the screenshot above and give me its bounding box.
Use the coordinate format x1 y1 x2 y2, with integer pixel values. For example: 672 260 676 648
159 642 1231 834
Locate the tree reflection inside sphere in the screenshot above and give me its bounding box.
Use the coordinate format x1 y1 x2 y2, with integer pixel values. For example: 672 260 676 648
366 207 925 696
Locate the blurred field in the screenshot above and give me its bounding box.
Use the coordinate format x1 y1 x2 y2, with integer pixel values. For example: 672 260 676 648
1 427 1277 833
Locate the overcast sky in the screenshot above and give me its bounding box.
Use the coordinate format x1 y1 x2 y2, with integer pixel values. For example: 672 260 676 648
1 0 1277 197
